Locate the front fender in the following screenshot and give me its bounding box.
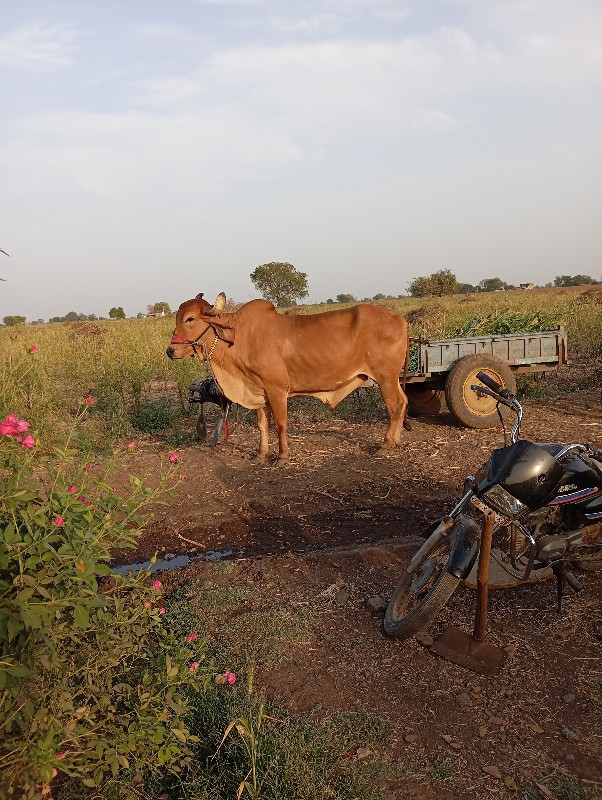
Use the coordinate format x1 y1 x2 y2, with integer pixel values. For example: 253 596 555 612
446 514 481 579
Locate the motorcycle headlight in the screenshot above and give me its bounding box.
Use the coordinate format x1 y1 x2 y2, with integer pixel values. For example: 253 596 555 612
482 484 528 518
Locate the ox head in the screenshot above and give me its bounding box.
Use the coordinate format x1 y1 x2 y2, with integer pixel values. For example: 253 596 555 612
166 292 234 360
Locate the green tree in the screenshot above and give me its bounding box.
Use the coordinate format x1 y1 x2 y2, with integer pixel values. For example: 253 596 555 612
479 277 507 292
336 293 356 303
152 301 171 314
457 283 476 294
109 306 126 320
554 274 596 287
250 262 309 307
2 315 26 326
372 293 386 300
409 269 458 297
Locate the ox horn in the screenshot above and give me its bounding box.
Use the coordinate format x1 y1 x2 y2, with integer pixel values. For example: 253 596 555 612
195 292 204 299
206 292 227 316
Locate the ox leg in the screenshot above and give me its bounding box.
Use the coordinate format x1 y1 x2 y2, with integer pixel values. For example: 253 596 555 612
254 406 271 462
379 379 408 448
266 391 289 461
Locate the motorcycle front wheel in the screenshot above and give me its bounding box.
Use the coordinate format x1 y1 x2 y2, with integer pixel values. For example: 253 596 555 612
384 521 461 640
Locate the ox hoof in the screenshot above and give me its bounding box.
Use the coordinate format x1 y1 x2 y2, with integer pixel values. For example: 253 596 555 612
274 457 290 468
251 455 268 465
376 446 395 456
403 419 413 431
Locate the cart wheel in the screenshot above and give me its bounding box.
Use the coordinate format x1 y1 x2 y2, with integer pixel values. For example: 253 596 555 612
406 385 445 416
445 354 516 428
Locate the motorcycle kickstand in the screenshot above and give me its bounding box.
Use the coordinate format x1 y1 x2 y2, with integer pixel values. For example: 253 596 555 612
553 565 585 614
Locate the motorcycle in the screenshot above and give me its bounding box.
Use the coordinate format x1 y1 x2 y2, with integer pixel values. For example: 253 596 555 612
384 371 602 640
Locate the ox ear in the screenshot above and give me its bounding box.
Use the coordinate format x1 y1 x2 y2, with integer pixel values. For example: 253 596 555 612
205 317 235 346
213 324 235 346
205 292 227 316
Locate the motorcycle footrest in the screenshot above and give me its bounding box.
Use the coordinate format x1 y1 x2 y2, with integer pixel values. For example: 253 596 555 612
561 570 584 593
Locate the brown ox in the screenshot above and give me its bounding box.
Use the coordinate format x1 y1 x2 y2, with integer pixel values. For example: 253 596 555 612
166 293 409 461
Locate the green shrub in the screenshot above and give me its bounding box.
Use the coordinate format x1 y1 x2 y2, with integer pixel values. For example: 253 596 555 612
130 398 174 432
0 405 210 798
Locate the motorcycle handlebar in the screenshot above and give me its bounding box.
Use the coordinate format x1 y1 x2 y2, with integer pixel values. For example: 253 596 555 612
470 384 516 410
476 371 514 400
476 371 502 394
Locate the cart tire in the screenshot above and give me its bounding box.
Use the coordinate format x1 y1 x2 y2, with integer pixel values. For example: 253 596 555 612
406 386 445 416
445 354 516 429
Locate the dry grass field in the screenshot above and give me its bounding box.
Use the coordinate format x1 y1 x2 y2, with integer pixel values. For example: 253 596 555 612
1 285 601 448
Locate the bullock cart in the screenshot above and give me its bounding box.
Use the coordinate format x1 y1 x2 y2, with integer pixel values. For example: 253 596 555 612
404 327 567 428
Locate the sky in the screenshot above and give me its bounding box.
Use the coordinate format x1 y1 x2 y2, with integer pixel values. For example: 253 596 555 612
1 0 601 320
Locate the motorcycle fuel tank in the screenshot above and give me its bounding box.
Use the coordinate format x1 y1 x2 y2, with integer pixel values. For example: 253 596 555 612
546 453 602 516
484 440 564 511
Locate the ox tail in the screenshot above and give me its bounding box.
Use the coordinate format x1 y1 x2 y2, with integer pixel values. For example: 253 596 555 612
401 330 409 393
401 329 411 431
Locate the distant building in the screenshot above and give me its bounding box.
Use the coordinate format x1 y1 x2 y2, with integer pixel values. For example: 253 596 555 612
519 283 536 290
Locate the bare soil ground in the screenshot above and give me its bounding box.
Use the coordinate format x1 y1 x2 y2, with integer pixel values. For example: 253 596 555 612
114 389 602 799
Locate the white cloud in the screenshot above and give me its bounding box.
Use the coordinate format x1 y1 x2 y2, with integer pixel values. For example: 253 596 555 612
0 23 78 71
0 110 303 204
122 19 602 162
128 77 202 107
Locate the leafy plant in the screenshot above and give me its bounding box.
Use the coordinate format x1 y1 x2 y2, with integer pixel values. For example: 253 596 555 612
0 406 210 798
452 309 561 337
130 398 174 432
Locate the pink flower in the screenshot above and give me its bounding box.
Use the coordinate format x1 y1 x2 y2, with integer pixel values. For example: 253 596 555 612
164 709 172 720
0 414 28 436
153 579 162 590
127 442 136 450
159 607 166 614
186 632 199 643
189 661 199 672
179 473 186 481
67 486 78 494
56 753 64 760
225 671 237 685
168 452 179 463
84 464 91 471
85 396 95 405
77 496 91 506
0 414 18 436
54 516 65 527
30 345 39 354
20 435 36 449
144 601 151 608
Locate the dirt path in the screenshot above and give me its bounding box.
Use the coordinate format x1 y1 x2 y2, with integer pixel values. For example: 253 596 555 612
114 390 602 798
